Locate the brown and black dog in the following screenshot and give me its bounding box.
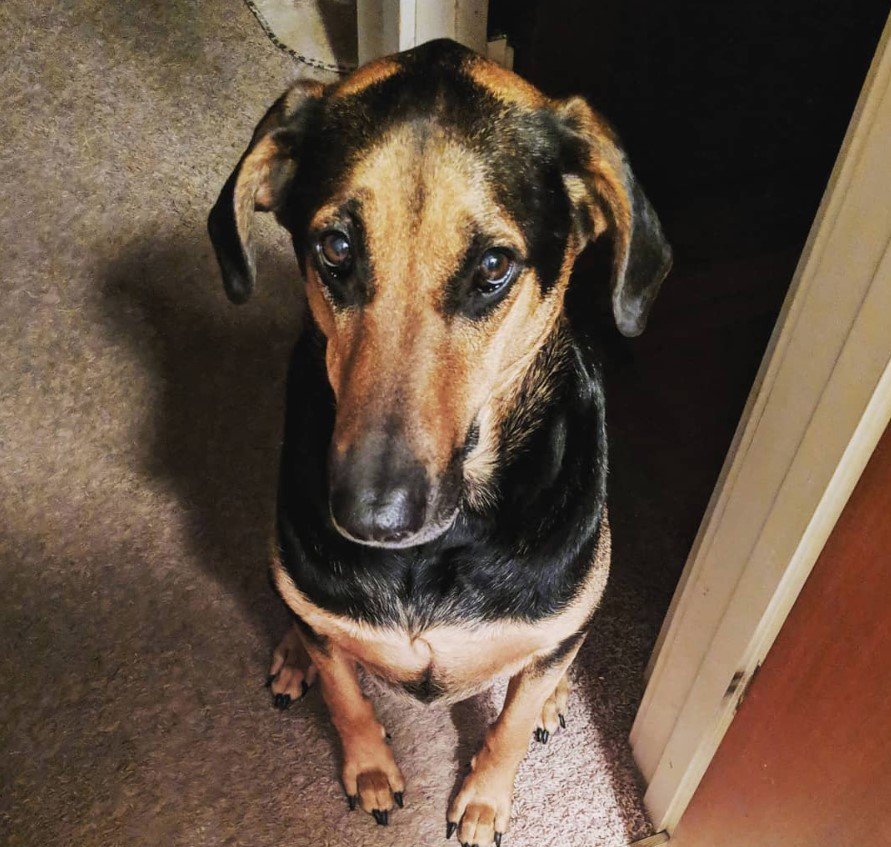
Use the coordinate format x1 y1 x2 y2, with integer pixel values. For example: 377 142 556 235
208 39 670 847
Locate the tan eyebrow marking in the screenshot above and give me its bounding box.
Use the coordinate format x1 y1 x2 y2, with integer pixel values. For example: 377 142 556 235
331 57 401 99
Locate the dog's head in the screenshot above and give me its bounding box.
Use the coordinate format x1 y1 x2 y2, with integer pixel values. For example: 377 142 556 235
209 39 671 548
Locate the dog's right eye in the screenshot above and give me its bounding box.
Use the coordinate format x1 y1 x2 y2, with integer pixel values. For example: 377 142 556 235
317 231 352 274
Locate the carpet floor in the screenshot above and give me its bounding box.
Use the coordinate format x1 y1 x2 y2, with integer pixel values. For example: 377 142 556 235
0 2 662 844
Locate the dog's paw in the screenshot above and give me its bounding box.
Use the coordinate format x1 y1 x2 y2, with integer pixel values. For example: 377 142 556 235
447 752 513 847
342 727 406 824
266 625 316 710
534 672 570 743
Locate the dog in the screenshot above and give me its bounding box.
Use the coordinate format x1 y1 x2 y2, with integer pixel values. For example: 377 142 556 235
208 38 670 847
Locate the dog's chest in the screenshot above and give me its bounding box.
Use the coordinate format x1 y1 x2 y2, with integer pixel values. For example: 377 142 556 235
318 614 566 700
272 542 610 701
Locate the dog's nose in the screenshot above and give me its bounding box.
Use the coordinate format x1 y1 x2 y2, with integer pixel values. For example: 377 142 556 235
329 436 429 545
332 482 426 544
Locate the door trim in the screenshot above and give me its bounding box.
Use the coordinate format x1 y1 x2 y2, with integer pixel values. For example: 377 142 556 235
630 13 891 833
356 0 489 65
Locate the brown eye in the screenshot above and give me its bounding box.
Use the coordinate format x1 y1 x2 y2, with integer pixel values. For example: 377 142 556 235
475 248 516 294
317 231 352 272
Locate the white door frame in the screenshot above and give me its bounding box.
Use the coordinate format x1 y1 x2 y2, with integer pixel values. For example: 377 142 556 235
356 0 512 67
357 0 488 62
630 13 891 834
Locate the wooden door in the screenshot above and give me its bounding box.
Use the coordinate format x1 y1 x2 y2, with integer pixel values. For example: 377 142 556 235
670 424 891 847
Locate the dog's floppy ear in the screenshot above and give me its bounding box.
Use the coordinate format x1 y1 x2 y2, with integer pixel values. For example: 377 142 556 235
208 80 325 303
555 97 672 337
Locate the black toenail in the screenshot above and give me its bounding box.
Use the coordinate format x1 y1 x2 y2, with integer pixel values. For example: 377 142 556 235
495 833 503 847
274 693 291 710
372 810 384 825
534 728 541 743
348 795 357 811
559 713 566 729
447 822 457 839
541 729 549 743
394 791 404 808
265 674 275 687
301 680 309 696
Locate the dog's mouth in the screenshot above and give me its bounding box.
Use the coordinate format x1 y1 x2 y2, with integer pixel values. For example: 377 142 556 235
329 505 460 549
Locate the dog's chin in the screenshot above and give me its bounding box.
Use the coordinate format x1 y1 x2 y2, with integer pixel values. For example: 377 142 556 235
329 508 459 550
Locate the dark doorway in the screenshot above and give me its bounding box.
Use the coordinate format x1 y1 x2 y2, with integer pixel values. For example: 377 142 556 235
493 0 888 615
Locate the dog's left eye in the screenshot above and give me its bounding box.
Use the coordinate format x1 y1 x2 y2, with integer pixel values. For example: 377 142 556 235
475 249 516 295
317 231 352 273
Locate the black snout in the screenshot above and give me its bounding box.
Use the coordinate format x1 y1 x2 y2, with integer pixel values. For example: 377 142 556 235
329 434 430 545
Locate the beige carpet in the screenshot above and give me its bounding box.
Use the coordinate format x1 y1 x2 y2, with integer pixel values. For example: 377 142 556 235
0 2 656 844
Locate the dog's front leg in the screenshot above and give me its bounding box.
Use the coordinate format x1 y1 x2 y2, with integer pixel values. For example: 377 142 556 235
448 640 584 847
305 640 406 825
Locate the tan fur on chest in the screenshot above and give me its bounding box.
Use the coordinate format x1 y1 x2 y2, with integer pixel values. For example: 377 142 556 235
272 516 610 702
